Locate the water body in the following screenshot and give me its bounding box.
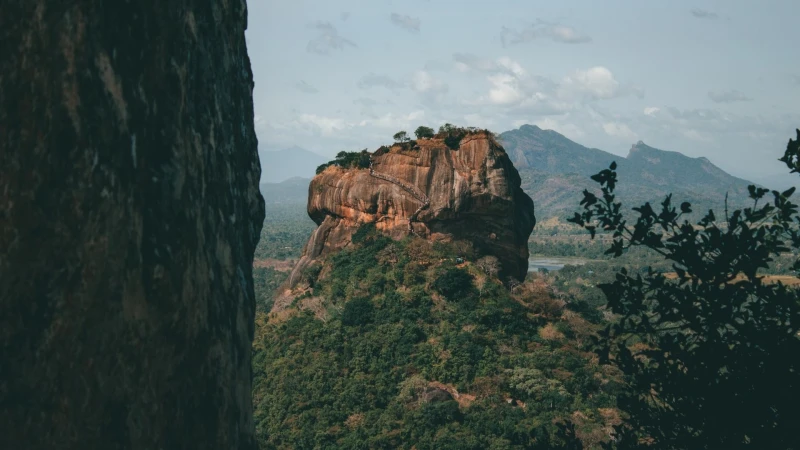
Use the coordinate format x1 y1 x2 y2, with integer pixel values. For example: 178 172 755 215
528 257 590 272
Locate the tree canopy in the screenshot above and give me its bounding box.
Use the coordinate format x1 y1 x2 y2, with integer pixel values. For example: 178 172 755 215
393 131 410 143
316 149 371 174
414 126 435 139
568 130 800 449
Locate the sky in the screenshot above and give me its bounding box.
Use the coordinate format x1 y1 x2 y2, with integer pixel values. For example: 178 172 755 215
246 0 800 186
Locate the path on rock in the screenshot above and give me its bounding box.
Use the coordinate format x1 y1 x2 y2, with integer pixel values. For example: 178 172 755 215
369 158 430 233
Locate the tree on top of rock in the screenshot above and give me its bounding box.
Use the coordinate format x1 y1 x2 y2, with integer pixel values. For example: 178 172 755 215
393 131 410 143
414 126 435 139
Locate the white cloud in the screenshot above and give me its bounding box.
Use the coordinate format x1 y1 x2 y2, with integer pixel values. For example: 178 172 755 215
411 70 447 94
298 114 347 135
452 53 527 77
682 129 713 142
644 106 660 116
708 90 752 103
487 74 523 105
501 21 592 46
603 122 638 140
559 66 620 100
464 113 494 128
497 57 526 77
532 117 586 139
357 110 425 130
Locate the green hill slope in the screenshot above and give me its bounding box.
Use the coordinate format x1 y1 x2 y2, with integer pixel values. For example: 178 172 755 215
252 226 623 449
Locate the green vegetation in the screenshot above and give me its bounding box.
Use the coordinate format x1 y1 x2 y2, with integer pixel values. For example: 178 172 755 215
414 126 435 139
252 225 623 449
393 131 411 143
568 130 800 448
316 149 372 175
256 204 316 260
253 266 288 313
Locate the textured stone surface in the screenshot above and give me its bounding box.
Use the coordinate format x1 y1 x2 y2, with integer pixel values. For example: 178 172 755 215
289 133 535 285
0 2 263 449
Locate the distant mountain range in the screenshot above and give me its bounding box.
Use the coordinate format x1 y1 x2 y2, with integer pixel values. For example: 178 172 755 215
259 146 327 183
260 125 772 227
499 125 755 226
259 177 310 205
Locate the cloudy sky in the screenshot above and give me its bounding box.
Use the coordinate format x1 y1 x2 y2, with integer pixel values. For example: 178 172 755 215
247 0 800 185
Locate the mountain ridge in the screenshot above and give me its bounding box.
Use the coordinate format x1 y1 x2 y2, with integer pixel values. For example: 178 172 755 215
498 125 755 226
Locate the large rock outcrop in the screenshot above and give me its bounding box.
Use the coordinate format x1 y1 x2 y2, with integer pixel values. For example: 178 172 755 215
289 133 535 285
0 2 263 449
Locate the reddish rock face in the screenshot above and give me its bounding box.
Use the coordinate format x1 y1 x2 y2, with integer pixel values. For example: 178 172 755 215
291 132 535 284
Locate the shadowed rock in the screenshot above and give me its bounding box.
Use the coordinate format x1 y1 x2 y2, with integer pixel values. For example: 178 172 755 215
0 2 263 449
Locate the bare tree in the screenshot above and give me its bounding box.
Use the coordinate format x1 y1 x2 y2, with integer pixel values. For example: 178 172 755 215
476 255 501 277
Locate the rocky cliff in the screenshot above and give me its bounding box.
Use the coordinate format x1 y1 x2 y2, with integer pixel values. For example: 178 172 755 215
289 132 535 285
0 2 263 449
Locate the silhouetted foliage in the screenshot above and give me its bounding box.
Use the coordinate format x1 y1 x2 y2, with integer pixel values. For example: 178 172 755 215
414 126 435 139
568 130 800 449
341 297 375 326
434 124 497 150
316 149 371 174
432 268 475 300
394 130 410 143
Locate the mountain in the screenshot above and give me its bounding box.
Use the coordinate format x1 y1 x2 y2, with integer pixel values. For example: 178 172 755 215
259 176 310 205
260 146 327 183
500 125 755 228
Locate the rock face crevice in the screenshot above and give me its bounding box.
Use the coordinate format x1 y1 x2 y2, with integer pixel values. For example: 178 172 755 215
290 133 535 286
0 2 263 449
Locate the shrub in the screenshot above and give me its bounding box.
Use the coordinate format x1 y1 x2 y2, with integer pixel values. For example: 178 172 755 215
393 131 410 143
341 297 374 326
317 149 371 174
433 268 474 300
415 126 435 139
569 130 800 448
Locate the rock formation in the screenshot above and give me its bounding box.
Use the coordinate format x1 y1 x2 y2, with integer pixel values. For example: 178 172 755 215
0 2 263 449
289 132 535 286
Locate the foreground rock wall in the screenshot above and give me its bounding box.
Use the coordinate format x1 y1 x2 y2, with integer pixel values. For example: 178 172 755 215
290 133 535 285
0 2 263 449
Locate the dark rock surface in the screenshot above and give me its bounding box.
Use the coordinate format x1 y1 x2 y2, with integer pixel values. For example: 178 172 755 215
0 2 263 449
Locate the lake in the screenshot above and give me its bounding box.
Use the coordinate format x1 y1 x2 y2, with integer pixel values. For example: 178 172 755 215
528 257 590 272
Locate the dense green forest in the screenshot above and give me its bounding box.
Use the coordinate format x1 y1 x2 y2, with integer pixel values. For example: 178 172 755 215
256 204 316 260
252 226 624 449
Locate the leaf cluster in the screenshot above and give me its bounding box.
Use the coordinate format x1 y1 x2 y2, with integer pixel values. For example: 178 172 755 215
567 131 800 448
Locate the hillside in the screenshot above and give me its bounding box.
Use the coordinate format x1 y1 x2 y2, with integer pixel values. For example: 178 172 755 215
260 146 328 183
252 228 623 449
500 125 755 228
